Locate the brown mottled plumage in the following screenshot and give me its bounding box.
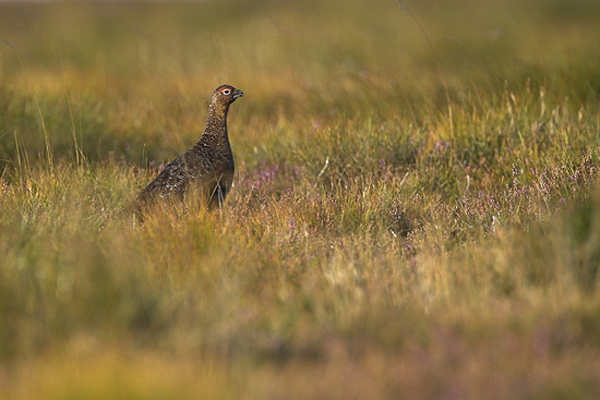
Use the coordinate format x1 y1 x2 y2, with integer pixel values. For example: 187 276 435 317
136 85 243 215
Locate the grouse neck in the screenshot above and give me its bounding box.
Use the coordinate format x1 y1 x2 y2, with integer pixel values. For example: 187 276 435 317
203 103 229 138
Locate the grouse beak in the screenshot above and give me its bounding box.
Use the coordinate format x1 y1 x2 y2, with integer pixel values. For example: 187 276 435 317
232 89 244 100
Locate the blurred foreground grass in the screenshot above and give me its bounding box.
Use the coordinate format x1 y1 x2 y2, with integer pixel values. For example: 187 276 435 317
1 0 600 398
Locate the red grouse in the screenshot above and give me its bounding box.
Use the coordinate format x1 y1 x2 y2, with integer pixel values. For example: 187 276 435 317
136 85 243 214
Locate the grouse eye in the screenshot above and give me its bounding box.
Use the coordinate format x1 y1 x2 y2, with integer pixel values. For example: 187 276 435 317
221 88 232 95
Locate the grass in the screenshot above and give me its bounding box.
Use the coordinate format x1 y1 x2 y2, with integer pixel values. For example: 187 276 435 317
1 0 600 398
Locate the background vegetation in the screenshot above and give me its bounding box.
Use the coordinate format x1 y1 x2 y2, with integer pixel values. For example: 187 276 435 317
1 0 600 398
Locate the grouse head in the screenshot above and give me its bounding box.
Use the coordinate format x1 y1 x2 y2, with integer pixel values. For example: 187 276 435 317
211 84 244 113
